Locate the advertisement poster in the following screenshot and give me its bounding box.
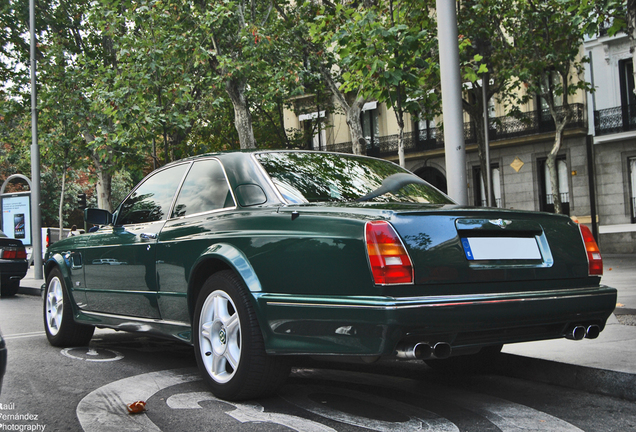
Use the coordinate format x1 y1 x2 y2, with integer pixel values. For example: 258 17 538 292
1 192 32 246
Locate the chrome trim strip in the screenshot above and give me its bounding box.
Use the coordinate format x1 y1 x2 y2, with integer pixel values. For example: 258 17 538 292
264 287 614 311
81 310 189 327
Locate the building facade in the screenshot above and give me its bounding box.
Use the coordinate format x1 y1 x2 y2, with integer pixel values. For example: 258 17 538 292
283 34 636 254
586 28 636 253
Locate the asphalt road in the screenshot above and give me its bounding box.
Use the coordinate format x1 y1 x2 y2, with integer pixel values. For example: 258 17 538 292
1 294 635 432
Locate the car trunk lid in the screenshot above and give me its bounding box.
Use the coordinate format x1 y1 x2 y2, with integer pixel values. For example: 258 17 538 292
388 208 593 291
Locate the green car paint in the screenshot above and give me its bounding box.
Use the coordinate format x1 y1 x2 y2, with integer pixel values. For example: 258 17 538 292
44 151 616 356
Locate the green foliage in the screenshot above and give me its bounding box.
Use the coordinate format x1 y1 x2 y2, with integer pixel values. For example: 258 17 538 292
508 0 594 105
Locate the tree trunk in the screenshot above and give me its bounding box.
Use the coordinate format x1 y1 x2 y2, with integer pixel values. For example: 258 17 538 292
319 63 368 155
83 131 114 212
542 70 572 215
546 115 568 215
345 97 368 155
226 77 257 149
394 107 406 167
58 169 66 233
95 169 113 213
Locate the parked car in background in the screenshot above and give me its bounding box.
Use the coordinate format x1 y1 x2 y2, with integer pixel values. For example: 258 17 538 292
0 230 28 297
0 328 6 396
42 150 617 400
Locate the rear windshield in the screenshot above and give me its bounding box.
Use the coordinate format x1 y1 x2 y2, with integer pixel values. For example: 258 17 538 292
255 152 454 204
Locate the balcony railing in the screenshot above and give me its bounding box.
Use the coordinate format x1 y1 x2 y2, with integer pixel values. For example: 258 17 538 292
546 192 570 205
479 198 502 207
326 103 585 158
594 104 636 136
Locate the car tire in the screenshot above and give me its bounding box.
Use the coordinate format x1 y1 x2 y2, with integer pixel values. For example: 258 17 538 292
1 280 20 298
43 267 95 347
193 270 290 401
424 344 503 373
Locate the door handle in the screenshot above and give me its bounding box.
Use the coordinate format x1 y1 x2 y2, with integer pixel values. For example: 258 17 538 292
140 233 157 240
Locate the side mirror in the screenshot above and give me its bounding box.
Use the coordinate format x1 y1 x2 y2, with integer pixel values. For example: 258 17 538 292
84 208 113 226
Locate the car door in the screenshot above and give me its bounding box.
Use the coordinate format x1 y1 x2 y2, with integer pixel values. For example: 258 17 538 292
156 158 238 324
83 163 190 319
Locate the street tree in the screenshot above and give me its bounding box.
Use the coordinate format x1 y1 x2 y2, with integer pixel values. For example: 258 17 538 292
328 0 438 166
456 0 519 206
509 0 594 214
299 1 373 155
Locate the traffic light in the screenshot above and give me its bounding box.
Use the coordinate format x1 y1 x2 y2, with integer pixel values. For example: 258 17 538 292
77 193 87 209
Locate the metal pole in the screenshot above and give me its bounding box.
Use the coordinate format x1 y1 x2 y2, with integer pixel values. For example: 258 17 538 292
30 0 43 279
436 0 467 205
482 75 492 207
586 135 599 242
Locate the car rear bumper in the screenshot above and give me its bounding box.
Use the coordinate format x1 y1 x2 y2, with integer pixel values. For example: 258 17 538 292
257 285 618 356
0 259 28 282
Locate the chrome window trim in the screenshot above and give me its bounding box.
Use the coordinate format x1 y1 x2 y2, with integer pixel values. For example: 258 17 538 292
116 161 192 226
168 157 238 221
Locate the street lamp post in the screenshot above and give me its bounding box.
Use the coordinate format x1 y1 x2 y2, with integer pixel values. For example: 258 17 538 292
436 0 467 205
30 0 43 278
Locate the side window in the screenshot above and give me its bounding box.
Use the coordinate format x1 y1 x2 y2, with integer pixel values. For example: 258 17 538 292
172 159 234 218
117 164 189 225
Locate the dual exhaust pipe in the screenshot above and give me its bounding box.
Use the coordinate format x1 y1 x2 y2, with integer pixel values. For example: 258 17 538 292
396 324 599 360
395 341 452 360
565 324 600 340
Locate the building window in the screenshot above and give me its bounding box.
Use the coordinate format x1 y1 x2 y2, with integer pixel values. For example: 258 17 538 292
299 111 326 151
538 157 570 215
619 59 635 132
540 71 564 109
619 59 635 109
629 157 636 223
413 112 437 150
473 165 502 207
361 102 380 153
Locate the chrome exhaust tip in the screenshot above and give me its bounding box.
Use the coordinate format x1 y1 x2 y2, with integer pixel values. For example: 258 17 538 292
585 325 600 339
396 342 432 359
433 342 452 359
565 325 586 340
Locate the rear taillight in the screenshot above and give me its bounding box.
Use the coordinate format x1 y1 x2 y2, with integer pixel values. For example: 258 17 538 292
365 220 414 285
579 224 602 276
0 246 27 260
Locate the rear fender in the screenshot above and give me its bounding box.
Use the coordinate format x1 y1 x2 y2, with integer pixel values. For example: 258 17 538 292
190 243 262 293
188 243 265 325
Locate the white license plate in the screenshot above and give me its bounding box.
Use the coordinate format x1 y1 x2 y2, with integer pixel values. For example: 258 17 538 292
461 237 541 261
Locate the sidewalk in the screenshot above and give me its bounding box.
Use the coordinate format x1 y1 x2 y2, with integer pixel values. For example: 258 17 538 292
18 266 45 296
502 254 636 400
17 254 636 400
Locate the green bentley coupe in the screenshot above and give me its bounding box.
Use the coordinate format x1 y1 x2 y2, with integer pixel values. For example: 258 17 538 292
43 151 616 400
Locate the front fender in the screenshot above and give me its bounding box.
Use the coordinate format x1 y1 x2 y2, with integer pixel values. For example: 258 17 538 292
44 253 86 312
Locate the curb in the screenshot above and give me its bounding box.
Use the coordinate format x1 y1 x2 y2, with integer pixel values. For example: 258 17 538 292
497 353 636 402
18 285 42 297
